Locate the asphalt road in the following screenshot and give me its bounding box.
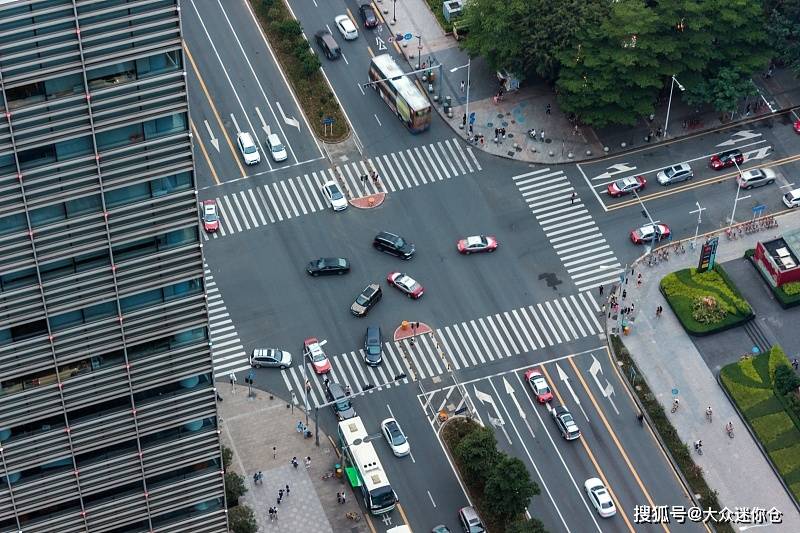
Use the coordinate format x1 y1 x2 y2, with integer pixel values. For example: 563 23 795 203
186 2 800 532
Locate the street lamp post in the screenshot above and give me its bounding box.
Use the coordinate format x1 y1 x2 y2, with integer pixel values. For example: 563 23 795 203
301 359 309 426
728 159 747 230
392 0 396 24
663 75 685 138
450 58 471 135
690 201 705 250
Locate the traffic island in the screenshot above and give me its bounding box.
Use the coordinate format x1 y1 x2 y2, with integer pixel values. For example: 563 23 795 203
349 192 386 209
659 264 754 335
393 320 432 341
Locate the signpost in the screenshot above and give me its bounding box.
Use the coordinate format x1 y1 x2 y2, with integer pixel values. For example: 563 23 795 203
698 236 719 272
322 116 335 137
752 204 766 219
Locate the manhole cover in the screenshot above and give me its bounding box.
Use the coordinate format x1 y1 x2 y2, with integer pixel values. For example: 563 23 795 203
496 114 504 119
544 138 551 144
506 151 516 157
501 121 508 127
507 133 514 138
487 121 494 127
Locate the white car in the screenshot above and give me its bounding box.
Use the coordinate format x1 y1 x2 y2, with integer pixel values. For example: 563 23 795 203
783 188 800 208
322 180 348 211
381 417 410 457
334 14 358 40
266 133 288 162
236 132 260 165
585 478 616 518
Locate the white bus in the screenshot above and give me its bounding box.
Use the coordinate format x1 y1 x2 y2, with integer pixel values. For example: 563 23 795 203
368 54 432 133
338 416 398 514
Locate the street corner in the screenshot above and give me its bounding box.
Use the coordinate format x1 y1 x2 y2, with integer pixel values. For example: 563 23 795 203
349 191 386 209
393 320 432 341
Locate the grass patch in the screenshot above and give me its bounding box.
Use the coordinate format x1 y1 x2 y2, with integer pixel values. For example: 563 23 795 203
660 264 753 335
720 346 800 503
610 335 735 533
423 0 455 33
249 0 349 141
746 252 800 308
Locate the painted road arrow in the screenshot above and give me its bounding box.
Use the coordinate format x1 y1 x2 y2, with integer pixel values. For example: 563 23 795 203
589 354 619 415
556 362 590 421
503 376 536 439
716 130 762 147
474 385 511 444
742 145 772 163
203 120 219 152
255 106 271 137
592 163 637 181
276 101 300 130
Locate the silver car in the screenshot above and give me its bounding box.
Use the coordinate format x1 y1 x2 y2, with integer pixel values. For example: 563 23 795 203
737 168 776 189
250 349 292 369
656 163 693 185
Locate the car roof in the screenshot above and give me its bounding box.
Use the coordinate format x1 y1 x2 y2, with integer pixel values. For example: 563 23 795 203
740 169 764 178
267 133 281 143
238 131 254 144
366 325 380 336
377 231 399 239
554 405 569 415
328 382 345 396
460 506 480 521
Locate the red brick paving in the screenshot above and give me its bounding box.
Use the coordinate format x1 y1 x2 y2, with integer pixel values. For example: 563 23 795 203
393 321 432 341
349 192 385 209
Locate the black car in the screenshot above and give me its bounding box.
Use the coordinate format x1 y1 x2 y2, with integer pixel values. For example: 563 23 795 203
364 325 382 366
551 405 581 440
307 257 349 276
315 30 340 60
351 283 382 316
359 4 378 27
373 231 415 259
326 381 356 421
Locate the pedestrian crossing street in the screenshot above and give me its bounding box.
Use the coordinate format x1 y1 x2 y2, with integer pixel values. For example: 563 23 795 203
202 138 482 240
281 291 603 408
512 168 624 291
205 267 251 376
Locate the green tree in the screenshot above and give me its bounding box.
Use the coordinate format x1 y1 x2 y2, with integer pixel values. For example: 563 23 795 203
507 517 549 533
764 0 800 76
453 426 500 489
555 0 664 127
774 364 800 396
460 0 529 78
221 446 233 472
482 455 540 527
224 472 247 507
685 67 758 117
228 504 258 533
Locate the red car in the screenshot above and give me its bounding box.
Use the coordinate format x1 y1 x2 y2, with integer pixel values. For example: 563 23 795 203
524 369 553 404
303 337 331 374
201 200 219 232
709 149 744 170
359 4 378 28
606 175 646 198
457 235 498 254
387 272 424 299
794 120 800 134
630 223 671 244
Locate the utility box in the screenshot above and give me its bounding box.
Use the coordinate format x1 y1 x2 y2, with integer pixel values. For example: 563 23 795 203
443 0 463 22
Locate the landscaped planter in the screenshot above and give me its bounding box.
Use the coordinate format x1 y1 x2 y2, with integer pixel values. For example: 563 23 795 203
745 250 800 309
659 264 753 335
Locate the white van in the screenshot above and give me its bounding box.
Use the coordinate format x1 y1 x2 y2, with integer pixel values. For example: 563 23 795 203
783 188 800 209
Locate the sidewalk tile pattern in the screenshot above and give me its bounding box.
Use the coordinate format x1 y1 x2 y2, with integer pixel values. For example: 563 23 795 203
512 168 624 291
282 292 602 407
202 138 481 240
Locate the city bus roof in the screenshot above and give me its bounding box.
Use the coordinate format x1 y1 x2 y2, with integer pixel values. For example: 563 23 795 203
371 54 430 111
351 441 391 491
338 416 369 447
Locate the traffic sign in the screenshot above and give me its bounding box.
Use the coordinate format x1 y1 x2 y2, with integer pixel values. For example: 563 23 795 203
671 388 679 396
403 32 413 41
322 117 335 125
752 204 766 216
469 112 475 125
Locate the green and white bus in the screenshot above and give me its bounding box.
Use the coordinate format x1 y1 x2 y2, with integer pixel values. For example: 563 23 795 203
368 54 432 133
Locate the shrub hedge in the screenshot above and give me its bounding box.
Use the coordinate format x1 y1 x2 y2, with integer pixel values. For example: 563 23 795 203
609 335 734 533
249 0 349 141
660 264 753 334
720 346 800 503
745 249 800 308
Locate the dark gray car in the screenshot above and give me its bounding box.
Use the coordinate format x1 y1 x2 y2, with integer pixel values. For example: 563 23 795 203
364 325 382 366
326 382 356 420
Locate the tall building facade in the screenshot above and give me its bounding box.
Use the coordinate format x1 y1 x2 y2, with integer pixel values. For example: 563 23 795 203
0 1 227 531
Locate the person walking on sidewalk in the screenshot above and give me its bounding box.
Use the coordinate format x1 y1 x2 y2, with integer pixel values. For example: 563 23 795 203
460 80 465 92
229 372 237 392
546 103 551 115
570 192 577 205
337 492 342 504
599 285 604 297
656 305 663 318
540 129 545 142
340 492 346 504
305 456 311 469
291 457 298 469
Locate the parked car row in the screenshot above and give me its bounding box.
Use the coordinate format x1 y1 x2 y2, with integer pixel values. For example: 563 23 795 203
235 131 287 166
315 5 378 61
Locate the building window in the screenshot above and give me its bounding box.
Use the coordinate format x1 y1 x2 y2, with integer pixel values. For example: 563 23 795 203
28 203 66 227
0 212 27 236
17 144 56 171
9 318 48 341
0 267 38 292
48 300 117 332
119 288 163 313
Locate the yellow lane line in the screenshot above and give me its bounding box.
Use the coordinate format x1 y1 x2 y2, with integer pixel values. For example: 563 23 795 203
607 152 800 211
566 357 670 533
539 365 636 533
190 119 221 186
183 42 246 179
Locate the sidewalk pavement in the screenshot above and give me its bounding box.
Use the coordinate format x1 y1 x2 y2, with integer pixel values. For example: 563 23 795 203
383 0 800 164
217 385 366 532
608 214 800 531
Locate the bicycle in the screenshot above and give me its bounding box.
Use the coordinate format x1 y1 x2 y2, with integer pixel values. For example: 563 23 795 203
321 471 335 480
346 512 361 522
725 423 734 439
705 408 713 423
671 399 680 413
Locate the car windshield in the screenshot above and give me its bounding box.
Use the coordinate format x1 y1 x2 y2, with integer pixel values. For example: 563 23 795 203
334 258 346 267
535 380 550 393
467 236 487 247
336 398 351 411
307 347 325 362
369 486 395 509
394 237 406 248
665 167 677 177
272 143 284 152
329 188 343 200
204 207 218 221
601 500 614 509
356 294 369 305
386 422 405 444
243 145 256 154
561 412 574 424
367 345 381 355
